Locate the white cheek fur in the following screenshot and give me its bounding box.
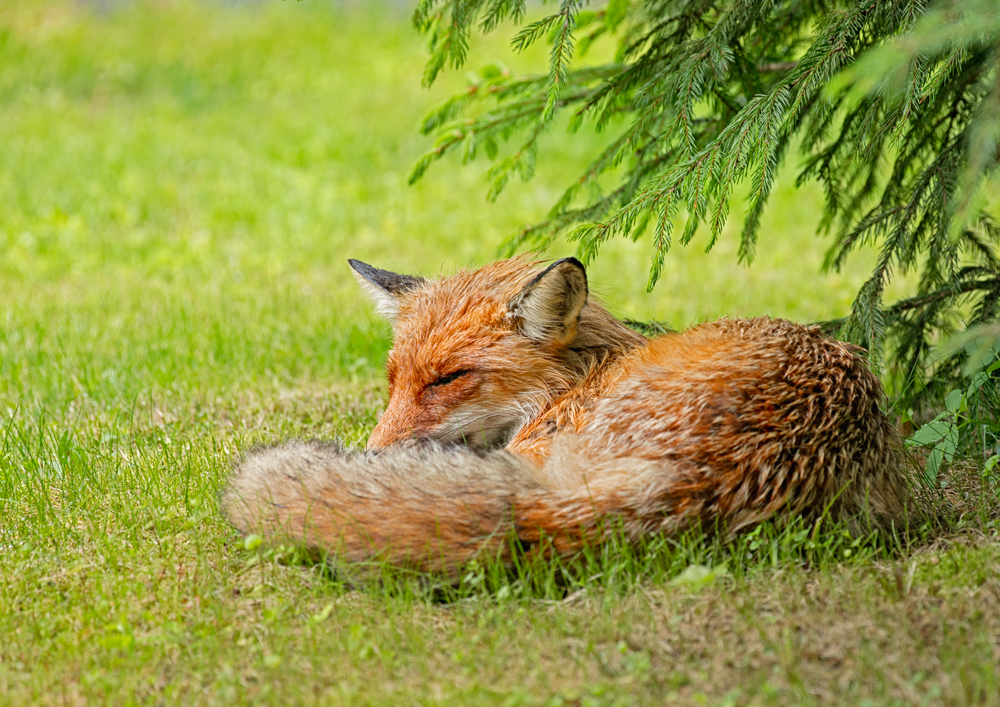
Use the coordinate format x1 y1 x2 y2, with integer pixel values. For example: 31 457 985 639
430 404 533 449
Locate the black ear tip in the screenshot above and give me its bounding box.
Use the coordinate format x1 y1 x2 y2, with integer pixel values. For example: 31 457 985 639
555 257 586 272
524 257 589 292
548 257 587 279
350 260 426 295
349 259 376 278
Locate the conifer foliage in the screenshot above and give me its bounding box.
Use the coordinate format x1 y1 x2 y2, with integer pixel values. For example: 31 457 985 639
409 0 1000 397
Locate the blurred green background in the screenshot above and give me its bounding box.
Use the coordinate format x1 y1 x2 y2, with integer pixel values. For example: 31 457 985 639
0 0 910 416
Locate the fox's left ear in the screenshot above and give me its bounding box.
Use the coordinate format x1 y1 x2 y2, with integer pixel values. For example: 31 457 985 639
349 259 426 321
508 258 588 346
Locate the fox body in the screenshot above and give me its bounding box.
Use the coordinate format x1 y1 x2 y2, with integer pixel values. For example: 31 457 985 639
223 257 909 575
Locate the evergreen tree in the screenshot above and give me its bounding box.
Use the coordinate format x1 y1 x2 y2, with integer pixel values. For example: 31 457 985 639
408 0 1000 401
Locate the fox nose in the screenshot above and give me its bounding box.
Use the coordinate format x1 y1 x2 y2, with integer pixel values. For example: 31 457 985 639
366 401 424 450
366 422 423 450
365 422 402 450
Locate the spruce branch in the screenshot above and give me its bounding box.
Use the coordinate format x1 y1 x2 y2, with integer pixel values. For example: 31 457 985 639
409 0 1000 402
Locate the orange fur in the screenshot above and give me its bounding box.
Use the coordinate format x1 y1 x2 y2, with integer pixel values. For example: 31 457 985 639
222 257 910 576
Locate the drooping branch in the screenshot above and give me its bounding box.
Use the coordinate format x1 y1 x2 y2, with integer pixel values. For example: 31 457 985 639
410 0 1000 402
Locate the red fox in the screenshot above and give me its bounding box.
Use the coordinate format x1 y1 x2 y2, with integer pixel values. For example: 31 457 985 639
223 257 909 576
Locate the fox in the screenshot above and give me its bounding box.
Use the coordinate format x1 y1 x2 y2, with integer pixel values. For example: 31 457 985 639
222 256 910 576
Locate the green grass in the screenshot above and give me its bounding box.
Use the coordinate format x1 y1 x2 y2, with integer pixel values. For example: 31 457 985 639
1 1 998 704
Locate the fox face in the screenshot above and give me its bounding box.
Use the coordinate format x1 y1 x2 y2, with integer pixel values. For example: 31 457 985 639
350 257 634 450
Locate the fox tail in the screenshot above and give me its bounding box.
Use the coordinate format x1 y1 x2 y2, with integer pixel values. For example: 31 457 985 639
220 439 711 578
221 437 908 577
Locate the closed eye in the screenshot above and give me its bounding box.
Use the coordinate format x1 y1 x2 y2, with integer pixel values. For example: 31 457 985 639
428 369 473 388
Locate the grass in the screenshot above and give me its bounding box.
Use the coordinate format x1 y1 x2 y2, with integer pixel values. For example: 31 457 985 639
0 1 998 704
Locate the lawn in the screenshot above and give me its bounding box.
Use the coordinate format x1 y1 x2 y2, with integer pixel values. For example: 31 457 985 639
1 1 998 705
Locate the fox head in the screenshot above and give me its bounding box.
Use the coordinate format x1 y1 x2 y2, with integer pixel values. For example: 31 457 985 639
350 257 643 450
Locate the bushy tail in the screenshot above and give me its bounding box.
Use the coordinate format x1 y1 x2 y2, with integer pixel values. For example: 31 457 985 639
221 437 908 577
220 439 710 577
222 441 534 576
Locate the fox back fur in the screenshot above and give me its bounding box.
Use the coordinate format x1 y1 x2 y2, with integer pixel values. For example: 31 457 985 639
222 257 909 576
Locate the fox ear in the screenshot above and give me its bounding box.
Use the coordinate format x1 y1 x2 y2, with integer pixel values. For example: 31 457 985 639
349 259 426 321
508 258 589 346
